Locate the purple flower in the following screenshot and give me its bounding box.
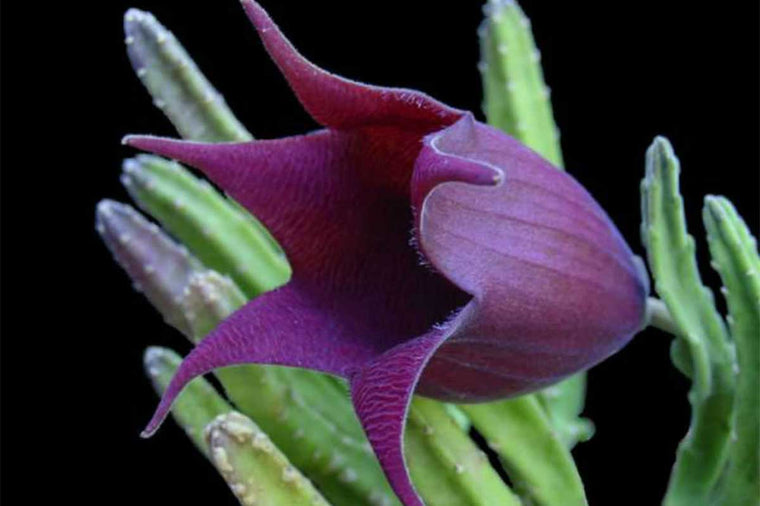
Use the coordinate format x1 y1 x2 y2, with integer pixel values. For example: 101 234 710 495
125 2 648 504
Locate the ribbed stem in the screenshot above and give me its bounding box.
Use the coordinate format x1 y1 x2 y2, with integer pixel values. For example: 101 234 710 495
641 136 736 506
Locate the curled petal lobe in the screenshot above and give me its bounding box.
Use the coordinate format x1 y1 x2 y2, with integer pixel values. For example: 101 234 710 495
413 116 648 401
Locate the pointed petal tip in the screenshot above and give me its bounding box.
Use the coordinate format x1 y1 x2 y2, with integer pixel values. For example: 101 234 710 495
121 135 224 180
411 116 504 208
122 134 181 154
141 408 167 439
141 346 178 438
122 134 163 147
122 134 169 147
239 0 268 21
237 0 461 129
239 0 262 15
239 0 275 37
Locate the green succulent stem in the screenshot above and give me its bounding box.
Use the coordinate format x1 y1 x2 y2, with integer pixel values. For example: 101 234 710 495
124 9 253 142
641 137 736 506
96 200 203 335
702 196 760 506
405 397 522 506
479 0 563 168
533 373 595 448
205 412 331 506
461 397 588 506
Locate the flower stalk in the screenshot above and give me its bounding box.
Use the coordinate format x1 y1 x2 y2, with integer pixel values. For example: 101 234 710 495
646 297 680 336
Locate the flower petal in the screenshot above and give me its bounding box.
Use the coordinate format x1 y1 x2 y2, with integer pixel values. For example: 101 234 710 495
350 323 460 506
125 132 469 350
124 131 351 267
240 0 462 129
412 116 649 401
127 130 473 442
142 281 381 437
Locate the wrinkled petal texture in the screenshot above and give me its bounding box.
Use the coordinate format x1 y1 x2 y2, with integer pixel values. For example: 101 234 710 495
351 327 455 506
126 2 648 505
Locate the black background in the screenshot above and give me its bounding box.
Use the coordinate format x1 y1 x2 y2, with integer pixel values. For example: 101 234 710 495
2 1 758 504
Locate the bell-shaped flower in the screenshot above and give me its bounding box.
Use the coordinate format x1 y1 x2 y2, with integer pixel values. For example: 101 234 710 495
125 2 649 504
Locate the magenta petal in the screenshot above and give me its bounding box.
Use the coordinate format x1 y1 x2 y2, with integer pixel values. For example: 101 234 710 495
124 131 358 267
143 281 381 436
240 0 462 129
124 131 468 355
412 116 649 401
350 326 455 506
